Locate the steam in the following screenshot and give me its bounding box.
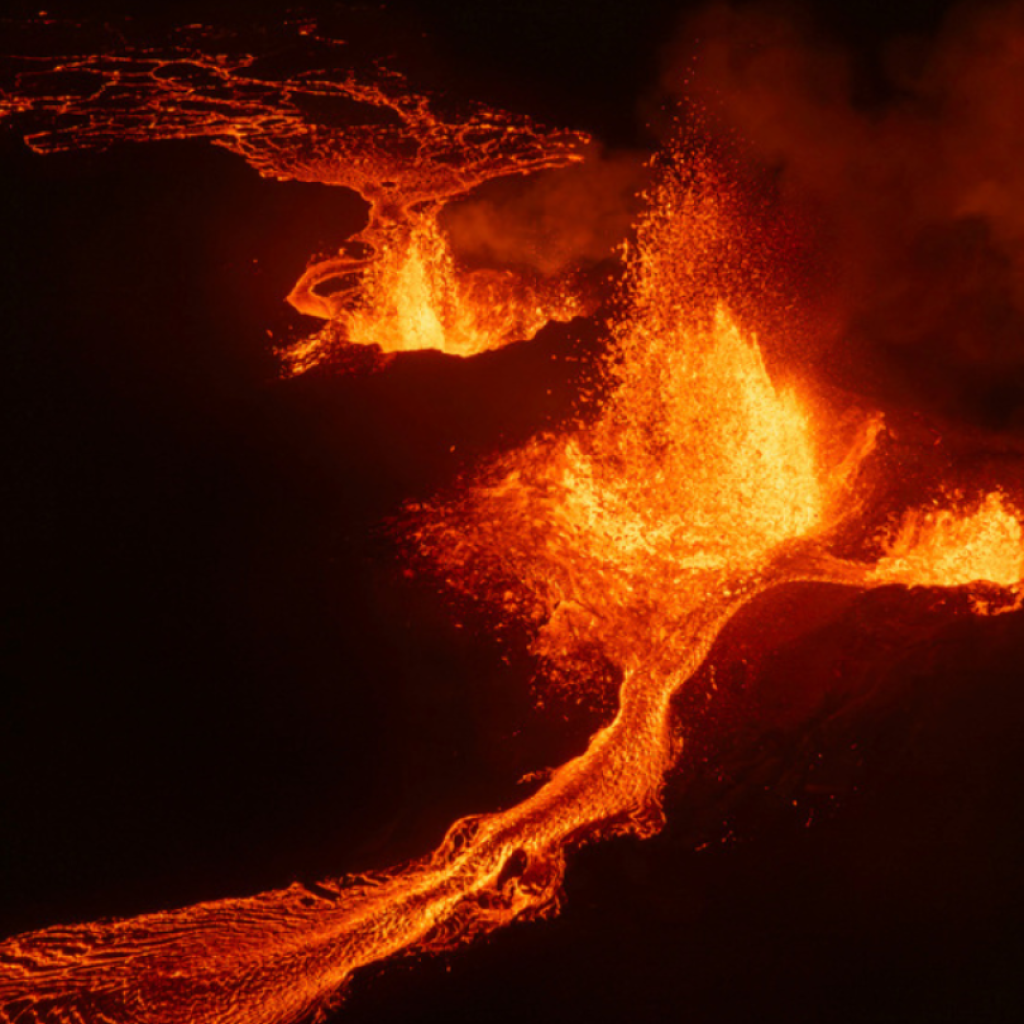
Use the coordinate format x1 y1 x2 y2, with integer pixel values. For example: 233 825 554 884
664 1 1024 432
441 146 650 275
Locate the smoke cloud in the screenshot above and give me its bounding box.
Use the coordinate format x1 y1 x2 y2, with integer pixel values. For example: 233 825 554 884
441 146 650 276
663 1 1024 433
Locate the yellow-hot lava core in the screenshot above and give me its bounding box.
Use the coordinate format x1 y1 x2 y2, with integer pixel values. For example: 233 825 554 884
559 299 823 573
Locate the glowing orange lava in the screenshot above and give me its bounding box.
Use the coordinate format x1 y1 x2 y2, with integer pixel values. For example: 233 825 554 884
286 213 583 368
873 491 1024 590
0 22 588 368
2 24 1023 1024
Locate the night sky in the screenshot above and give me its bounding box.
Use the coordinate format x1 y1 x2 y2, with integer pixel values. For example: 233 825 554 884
3 2 1024 1022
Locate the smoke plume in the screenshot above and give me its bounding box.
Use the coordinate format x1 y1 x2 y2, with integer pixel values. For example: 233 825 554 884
664 1 1024 434
441 146 650 276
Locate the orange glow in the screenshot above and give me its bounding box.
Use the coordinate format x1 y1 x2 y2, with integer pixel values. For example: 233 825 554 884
2 29 1024 1024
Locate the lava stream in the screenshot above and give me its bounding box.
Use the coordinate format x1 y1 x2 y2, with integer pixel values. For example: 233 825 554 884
3 516 1018 1024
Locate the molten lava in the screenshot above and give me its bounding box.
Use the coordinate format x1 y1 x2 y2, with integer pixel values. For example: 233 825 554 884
286 213 582 368
873 491 1024 591
2 21 1024 1024
0 22 587 368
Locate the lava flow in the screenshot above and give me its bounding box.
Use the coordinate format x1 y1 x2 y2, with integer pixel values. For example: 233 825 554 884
3 124 1023 1021
0 20 587 369
4 20 1024 1024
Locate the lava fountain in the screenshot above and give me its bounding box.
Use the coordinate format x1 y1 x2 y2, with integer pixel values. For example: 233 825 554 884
2 19 1023 1024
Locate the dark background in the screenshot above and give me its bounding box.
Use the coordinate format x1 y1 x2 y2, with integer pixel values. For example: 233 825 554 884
3 2 1024 1022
